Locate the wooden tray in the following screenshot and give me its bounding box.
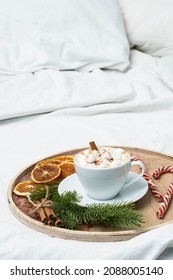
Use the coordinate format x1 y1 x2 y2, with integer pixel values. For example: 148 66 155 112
8 146 173 242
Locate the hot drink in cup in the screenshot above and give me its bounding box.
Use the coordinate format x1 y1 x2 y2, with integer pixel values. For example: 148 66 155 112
75 146 129 168
74 143 145 200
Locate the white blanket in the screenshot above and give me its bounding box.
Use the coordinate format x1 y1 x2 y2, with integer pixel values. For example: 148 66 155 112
1 50 173 260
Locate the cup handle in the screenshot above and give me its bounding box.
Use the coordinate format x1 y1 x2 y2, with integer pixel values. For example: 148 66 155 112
125 160 145 188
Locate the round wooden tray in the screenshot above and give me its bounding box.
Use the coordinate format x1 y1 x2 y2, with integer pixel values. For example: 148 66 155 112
8 146 173 242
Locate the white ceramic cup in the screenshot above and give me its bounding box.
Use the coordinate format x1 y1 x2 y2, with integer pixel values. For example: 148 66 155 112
74 152 145 200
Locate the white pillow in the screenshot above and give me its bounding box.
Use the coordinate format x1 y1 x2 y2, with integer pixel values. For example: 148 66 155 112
117 0 173 57
0 0 130 74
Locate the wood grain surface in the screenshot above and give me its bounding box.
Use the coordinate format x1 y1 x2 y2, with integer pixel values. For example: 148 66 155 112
8 146 173 242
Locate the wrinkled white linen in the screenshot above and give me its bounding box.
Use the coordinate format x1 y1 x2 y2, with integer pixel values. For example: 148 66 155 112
0 50 173 260
1 50 173 120
0 69 133 120
156 56 173 90
0 0 129 73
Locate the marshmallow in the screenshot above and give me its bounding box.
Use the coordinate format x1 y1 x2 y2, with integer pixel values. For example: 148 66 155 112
87 154 97 163
112 153 122 160
101 151 112 160
76 146 129 168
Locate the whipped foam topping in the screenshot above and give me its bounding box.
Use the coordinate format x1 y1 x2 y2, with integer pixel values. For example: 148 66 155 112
75 147 129 168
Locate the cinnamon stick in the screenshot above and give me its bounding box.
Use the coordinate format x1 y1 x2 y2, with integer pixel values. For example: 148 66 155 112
44 207 56 220
89 141 98 151
38 208 48 224
47 219 55 226
55 218 63 227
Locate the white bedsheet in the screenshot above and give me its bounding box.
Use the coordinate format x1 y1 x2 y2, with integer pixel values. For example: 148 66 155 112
0 50 173 260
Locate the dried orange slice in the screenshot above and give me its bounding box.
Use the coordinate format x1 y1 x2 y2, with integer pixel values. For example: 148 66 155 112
59 161 75 179
54 155 74 162
13 181 37 197
35 158 62 167
31 163 61 183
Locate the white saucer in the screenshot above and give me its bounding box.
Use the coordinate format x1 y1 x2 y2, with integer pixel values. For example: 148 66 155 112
58 172 148 206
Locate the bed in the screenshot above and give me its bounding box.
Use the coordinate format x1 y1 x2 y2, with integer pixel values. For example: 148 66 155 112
1 0 173 260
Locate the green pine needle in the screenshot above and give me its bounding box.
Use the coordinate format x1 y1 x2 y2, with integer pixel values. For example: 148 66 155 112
30 186 144 230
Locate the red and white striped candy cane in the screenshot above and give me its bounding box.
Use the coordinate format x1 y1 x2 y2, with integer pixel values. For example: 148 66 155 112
153 166 173 179
156 180 173 218
143 172 163 202
130 155 163 202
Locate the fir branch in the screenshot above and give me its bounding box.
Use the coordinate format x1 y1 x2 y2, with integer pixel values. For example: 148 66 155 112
52 191 85 228
83 202 143 229
30 187 144 230
53 191 143 230
30 184 59 202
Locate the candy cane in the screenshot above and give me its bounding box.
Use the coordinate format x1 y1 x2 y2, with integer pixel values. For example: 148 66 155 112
130 156 143 163
153 166 173 179
156 180 173 218
143 172 163 202
130 155 163 202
